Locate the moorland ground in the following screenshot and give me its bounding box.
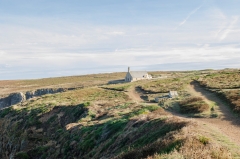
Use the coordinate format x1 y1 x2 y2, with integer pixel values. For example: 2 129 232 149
0 69 239 159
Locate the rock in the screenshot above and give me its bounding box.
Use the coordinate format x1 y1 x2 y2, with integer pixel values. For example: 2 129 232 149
10 92 26 105
0 96 12 109
25 91 35 99
0 87 68 110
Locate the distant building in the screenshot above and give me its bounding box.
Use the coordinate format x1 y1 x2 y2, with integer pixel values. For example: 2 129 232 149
125 67 152 82
169 91 178 98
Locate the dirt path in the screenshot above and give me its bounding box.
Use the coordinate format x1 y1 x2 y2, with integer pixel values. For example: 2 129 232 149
126 83 240 156
126 86 144 103
186 82 234 119
187 82 240 147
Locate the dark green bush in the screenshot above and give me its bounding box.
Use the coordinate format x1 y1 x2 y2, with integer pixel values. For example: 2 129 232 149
15 152 29 159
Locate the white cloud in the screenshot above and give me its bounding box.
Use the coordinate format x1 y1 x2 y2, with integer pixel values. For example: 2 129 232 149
219 16 239 41
211 8 228 38
176 5 202 29
0 6 240 79
1 44 239 70
0 50 5 56
209 8 239 41
107 31 125 35
1 42 240 79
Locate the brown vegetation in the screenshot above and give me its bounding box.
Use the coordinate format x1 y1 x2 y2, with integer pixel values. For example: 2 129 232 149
0 72 125 96
0 69 239 158
220 90 240 113
117 122 232 159
198 70 240 89
139 78 187 93
197 69 240 114
179 97 209 114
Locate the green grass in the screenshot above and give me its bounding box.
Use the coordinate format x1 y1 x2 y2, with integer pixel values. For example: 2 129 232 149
132 121 180 148
126 105 160 119
0 91 187 158
0 107 13 118
198 136 209 145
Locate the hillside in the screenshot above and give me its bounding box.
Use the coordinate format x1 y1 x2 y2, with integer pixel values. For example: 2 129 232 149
0 69 239 159
0 73 126 97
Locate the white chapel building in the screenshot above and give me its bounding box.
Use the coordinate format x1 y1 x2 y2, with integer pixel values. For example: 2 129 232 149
125 67 152 82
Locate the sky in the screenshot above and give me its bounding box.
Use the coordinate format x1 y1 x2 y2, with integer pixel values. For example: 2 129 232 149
0 0 240 80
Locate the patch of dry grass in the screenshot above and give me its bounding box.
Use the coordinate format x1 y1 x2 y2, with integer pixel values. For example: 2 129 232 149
139 78 187 93
0 72 125 96
219 90 240 113
196 69 240 114
179 97 209 114
198 70 240 89
117 121 232 159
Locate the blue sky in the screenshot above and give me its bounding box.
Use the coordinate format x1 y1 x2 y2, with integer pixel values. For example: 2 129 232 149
0 0 240 79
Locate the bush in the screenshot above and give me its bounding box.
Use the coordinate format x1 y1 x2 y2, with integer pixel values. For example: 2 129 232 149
198 136 209 145
145 105 159 112
83 101 91 107
198 71 240 89
0 107 12 118
139 78 186 93
15 152 29 159
179 97 209 114
223 90 240 113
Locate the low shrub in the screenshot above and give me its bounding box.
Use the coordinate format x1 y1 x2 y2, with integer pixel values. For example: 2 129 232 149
198 136 209 145
139 78 186 93
179 97 209 114
83 101 91 107
145 105 159 112
198 71 240 89
0 107 12 118
223 90 240 113
15 152 29 159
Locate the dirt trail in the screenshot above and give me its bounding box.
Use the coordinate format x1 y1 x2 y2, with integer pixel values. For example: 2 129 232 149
126 86 144 103
187 82 240 146
126 82 240 155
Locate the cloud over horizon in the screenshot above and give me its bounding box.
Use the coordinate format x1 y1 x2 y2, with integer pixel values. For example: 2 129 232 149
0 0 240 80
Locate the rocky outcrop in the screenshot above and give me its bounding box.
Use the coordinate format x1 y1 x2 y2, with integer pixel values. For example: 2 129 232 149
0 92 26 109
10 92 26 105
0 88 68 109
25 88 66 100
0 96 11 109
